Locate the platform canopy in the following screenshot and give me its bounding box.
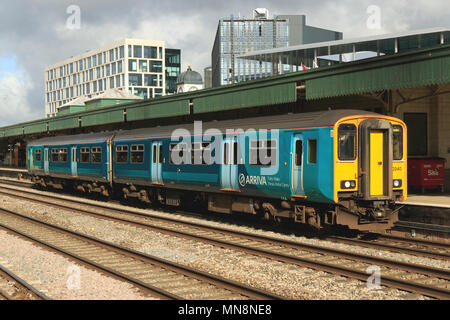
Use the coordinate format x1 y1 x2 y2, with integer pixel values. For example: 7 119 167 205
238 28 450 70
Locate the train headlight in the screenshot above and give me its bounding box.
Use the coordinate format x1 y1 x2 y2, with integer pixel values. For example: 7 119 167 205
393 179 402 188
341 180 356 189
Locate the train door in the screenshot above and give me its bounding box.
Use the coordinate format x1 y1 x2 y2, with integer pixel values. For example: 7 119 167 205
292 134 305 196
369 131 384 196
71 147 77 177
44 148 49 174
151 141 163 184
221 137 239 191
359 120 393 199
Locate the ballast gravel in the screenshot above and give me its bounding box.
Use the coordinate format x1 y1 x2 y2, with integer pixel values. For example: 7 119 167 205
0 229 157 300
0 185 441 300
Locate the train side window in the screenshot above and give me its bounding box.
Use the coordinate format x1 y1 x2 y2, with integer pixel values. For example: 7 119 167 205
116 145 129 163
308 140 317 164
51 149 59 162
338 124 356 161
35 149 41 162
191 142 211 165
393 125 403 160
169 143 187 164
295 140 302 166
91 147 102 163
80 148 90 163
59 148 68 162
130 145 144 163
249 140 276 166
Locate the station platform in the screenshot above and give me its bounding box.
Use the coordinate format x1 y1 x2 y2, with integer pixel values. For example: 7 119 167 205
0 167 27 173
399 193 450 208
0 167 28 179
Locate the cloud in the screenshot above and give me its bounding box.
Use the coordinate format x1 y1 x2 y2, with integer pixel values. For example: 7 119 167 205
0 70 41 126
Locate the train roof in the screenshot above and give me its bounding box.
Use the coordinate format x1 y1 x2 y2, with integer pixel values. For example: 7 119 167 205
113 109 378 141
28 131 115 146
28 110 380 146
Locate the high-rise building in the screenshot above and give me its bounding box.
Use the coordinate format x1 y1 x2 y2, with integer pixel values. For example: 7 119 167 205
44 39 181 117
212 9 342 87
165 48 181 94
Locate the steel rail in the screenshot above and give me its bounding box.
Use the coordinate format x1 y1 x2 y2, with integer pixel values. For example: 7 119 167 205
0 264 51 300
0 186 448 299
0 207 284 300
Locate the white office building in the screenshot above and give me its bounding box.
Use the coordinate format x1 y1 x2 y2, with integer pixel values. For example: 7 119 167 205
44 39 180 118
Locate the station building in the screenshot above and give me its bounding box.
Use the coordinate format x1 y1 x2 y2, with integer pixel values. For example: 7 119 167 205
45 39 181 118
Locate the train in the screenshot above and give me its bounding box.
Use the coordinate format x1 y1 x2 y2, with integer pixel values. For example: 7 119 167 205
27 110 407 232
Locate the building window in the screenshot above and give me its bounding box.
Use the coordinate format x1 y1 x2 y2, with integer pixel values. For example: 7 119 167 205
106 64 110 76
111 62 116 75
144 46 157 58
116 75 121 87
139 60 147 72
144 74 157 86
129 73 142 86
91 147 102 163
98 80 103 91
116 145 128 163
80 148 90 163
129 59 137 72
93 55 97 67
98 53 102 65
109 49 114 61
134 88 147 99
150 61 162 73
128 45 132 58
134 45 142 58
117 61 122 73
110 77 114 89
119 46 124 58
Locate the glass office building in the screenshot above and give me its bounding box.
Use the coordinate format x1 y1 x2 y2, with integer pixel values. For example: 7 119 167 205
165 49 181 94
212 10 343 87
45 39 181 118
212 17 289 87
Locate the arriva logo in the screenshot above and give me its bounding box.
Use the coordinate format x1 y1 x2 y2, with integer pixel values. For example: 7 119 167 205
239 174 267 187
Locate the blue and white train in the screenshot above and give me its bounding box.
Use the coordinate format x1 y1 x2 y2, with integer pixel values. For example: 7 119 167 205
27 110 407 231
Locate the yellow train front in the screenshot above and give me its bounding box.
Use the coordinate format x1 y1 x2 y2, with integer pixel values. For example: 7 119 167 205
332 114 407 231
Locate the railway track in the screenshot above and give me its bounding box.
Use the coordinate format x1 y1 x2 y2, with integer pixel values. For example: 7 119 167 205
0 184 449 299
0 263 50 300
0 182 448 261
0 206 283 300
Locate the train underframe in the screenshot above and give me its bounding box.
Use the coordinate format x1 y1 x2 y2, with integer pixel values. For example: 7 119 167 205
31 175 399 232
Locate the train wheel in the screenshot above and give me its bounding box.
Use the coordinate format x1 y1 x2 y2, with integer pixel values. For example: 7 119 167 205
262 203 281 225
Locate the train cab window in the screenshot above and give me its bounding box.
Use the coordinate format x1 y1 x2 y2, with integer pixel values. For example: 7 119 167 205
34 149 41 162
308 140 317 164
338 124 356 161
116 145 129 163
169 143 188 164
80 148 90 163
191 142 211 165
59 149 68 162
393 125 403 160
249 140 276 166
51 149 59 162
91 147 102 163
130 145 144 163
295 140 303 166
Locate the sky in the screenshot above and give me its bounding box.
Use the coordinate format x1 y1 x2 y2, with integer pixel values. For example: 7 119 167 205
0 0 448 126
